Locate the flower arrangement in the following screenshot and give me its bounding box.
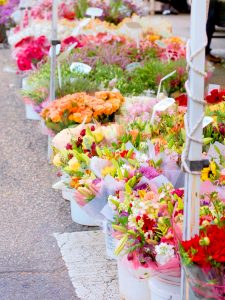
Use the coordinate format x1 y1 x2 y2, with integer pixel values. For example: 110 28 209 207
74 0 148 24
109 183 180 279
14 35 50 71
41 91 124 133
180 220 225 299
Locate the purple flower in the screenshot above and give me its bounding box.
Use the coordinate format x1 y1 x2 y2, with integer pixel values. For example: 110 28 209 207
0 0 19 25
134 183 148 191
93 178 101 185
139 166 159 180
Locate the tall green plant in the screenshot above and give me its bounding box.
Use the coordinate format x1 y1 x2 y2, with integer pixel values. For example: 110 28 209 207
75 0 88 19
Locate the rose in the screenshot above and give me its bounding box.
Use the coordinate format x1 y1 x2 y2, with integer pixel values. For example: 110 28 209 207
17 56 32 71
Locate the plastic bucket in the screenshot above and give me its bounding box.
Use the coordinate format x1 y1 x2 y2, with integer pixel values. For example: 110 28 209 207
62 189 99 226
25 103 40 121
117 259 151 300
148 276 181 300
103 220 117 260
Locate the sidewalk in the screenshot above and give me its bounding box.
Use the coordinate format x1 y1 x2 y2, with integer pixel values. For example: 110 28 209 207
0 49 80 300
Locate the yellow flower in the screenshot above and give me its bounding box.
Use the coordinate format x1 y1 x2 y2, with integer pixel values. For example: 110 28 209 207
210 161 217 177
101 166 115 177
201 167 210 181
0 0 7 5
138 190 146 198
68 157 80 171
52 153 62 167
93 131 104 143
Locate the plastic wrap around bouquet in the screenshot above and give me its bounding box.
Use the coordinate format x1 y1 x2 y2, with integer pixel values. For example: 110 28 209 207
117 251 181 300
180 222 225 300
183 265 225 300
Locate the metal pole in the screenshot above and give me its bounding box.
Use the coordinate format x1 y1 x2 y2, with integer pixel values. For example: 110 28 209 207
48 0 59 160
49 0 58 102
182 0 207 298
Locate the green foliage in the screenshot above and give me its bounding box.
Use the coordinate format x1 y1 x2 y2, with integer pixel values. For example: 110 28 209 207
74 0 88 19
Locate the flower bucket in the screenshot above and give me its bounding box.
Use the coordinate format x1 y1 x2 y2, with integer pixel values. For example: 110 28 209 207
62 189 99 226
103 220 117 260
117 259 151 300
148 276 181 300
25 103 41 121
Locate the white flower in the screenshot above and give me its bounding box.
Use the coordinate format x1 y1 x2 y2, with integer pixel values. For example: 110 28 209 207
155 243 175 266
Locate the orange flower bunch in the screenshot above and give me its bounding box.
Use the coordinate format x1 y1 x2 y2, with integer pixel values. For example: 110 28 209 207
41 91 124 125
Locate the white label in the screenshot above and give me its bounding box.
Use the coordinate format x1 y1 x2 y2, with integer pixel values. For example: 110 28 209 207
49 44 61 57
157 70 176 99
72 18 90 36
155 40 167 48
125 62 141 72
126 22 142 30
151 98 175 123
70 62 92 74
153 97 175 112
86 7 103 17
66 42 78 53
202 116 213 128
208 84 220 94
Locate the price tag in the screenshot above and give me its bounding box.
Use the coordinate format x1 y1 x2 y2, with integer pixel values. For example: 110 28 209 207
157 70 176 99
70 62 92 74
151 98 175 123
125 22 142 30
208 84 220 94
86 7 103 18
153 97 175 112
72 18 91 36
49 44 61 57
125 62 141 72
125 22 142 48
155 40 167 48
67 42 78 53
203 116 213 128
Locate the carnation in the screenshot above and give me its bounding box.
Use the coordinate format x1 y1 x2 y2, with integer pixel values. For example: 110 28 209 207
155 242 175 265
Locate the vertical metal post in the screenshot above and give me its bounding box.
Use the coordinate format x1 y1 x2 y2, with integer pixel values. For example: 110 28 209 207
48 0 58 160
49 0 58 102
182 1 207 298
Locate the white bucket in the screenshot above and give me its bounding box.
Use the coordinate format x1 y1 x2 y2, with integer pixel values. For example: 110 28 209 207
25 103 41 121
103 220 117 260
117 259 151 300
61 189 99 226
148 277 181 300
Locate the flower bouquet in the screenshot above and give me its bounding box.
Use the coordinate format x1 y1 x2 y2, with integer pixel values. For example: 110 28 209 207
180 221 225 299
40 91 125 133
13 35 50 71
109 183 181 299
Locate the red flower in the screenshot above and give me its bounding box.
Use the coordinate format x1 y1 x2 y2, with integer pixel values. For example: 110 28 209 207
120 150 129 158
63 11 76 20
206 225 225 263
141 214 156 233
171 189 184 198
17 56 32 71
27 45 44 61
14 37 33 48
66 143 73 150
181 224 225 268
205 89 225 104
175 94 188 106
61 36 83 50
